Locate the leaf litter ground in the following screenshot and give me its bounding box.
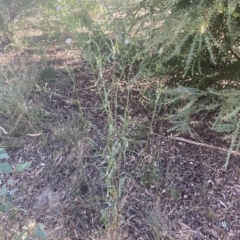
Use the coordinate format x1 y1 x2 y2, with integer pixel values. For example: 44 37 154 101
0 40 240 240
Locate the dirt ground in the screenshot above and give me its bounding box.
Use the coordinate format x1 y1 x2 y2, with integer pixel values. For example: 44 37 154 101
1 41 240 240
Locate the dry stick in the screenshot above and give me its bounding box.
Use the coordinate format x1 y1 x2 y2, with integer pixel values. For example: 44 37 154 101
170 136 240 156
0 126 8 135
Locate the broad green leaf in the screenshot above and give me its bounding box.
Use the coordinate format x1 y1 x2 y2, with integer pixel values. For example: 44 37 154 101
0 184 7 197
16 162 32 172
0 148 7 154
0 162 13 174
6 194 13 203
0 148 9 159
33 224 47 240
0 201 5 212
36 223 45 229
7 178 14 186
0 153 9 159
0 201 13 212
3 201 12 212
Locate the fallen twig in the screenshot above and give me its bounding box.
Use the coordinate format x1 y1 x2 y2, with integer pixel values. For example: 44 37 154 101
27 133 42 137
0 126 8 134
170 136 240 156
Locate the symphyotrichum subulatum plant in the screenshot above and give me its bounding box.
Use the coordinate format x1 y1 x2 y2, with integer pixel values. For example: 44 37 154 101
0 148 47 239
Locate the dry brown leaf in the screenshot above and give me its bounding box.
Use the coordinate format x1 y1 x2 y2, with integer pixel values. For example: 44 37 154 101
73 229 78 239
210 228 220 238
204 227 220 238
178 221 192 230
219 200 228 208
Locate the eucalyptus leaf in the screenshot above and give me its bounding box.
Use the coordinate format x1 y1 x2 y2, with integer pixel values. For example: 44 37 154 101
16 162 31 172
16 230 29 240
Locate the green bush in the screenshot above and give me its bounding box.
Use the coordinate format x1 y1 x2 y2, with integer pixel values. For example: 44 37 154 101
95 0 240 168
110 0 240 88
38 0 101 40
0 0 38 40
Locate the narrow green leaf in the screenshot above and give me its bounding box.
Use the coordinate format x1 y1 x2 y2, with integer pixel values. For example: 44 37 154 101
0 162 13 174
16 230 29 240
16 162 31 172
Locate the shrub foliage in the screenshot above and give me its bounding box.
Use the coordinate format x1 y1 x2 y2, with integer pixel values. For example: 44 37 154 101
114 0 240 88
102 0 240 167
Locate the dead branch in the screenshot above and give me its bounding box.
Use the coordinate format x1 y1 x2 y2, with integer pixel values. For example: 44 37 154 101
169 136 240 156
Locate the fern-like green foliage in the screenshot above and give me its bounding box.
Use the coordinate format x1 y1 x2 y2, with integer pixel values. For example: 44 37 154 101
102 0 240 168
112 0 240 89
152 86 240 168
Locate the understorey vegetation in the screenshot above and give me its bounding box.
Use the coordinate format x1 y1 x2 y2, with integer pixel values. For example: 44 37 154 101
1 0 240 239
